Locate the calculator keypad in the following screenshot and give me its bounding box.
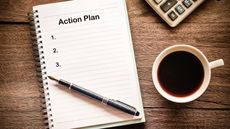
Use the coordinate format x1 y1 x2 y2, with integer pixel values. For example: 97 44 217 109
160 0 178 13
183 0 193 8
146 0 204 27
175 4 185 15
168 11 178 21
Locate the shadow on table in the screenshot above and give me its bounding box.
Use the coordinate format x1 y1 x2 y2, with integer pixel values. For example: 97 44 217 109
159 99 196 128
109 123 145 129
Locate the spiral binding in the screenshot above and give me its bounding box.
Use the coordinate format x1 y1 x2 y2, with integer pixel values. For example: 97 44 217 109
28 10 54 129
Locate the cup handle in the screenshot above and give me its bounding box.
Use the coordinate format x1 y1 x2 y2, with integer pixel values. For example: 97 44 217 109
209 59 224 69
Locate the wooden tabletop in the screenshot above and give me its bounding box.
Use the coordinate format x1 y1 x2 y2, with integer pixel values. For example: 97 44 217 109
0 0 229 128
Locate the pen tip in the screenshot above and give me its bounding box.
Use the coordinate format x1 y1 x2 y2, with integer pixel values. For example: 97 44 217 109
135 111 140 116
48 76 59 82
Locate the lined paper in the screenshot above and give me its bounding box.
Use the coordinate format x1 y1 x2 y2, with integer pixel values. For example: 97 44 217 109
34 0 144 128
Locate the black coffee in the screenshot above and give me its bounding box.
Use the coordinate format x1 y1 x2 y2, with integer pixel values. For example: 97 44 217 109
157 51 204 97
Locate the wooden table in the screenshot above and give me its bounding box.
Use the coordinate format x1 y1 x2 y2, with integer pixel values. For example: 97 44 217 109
0 0 229 128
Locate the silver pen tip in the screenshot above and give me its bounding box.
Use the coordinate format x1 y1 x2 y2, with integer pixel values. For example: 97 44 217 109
48 76 59 82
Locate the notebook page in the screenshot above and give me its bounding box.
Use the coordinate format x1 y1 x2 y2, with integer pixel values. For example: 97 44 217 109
34 0 144 128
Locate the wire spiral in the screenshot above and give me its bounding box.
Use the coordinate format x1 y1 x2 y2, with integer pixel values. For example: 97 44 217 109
28 10 54 129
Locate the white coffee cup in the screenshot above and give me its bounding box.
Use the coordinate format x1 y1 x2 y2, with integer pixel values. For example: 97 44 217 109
152 45 224 103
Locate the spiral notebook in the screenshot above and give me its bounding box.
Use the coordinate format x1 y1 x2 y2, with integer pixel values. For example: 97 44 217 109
29 0 145 128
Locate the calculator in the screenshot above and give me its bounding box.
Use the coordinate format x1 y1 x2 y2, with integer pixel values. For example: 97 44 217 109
146 0 205 27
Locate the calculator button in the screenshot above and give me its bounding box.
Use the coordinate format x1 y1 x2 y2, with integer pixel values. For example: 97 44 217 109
168 11 178 21
183 0 193 8
160 0 178 13
154 0 162 4
175 4 185 15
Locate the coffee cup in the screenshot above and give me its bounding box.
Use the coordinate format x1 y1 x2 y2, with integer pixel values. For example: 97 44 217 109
152 45 224 103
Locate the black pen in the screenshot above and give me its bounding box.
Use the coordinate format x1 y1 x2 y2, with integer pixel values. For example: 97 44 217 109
48 76 140 116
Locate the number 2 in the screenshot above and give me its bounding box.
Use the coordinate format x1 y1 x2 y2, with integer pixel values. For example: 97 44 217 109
53 48 58 53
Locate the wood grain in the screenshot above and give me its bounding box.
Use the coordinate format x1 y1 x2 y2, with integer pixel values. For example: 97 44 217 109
0 0 229 129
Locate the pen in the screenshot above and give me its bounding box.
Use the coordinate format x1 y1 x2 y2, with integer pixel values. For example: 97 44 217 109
48 76 140 116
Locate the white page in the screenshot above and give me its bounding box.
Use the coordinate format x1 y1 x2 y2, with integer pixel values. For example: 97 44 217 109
33 0 144 128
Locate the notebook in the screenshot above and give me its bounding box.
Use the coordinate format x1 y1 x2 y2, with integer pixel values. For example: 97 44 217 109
29 0 145 128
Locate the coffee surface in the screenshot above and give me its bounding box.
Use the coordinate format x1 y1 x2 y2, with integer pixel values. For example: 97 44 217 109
158 51 204 97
